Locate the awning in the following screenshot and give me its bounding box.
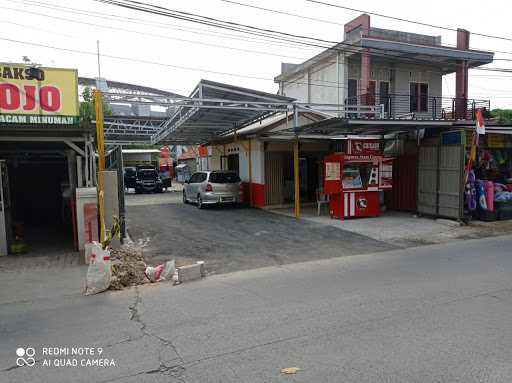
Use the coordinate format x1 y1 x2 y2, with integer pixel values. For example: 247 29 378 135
152 80 294 144
262 117 453 139
262 117 512 140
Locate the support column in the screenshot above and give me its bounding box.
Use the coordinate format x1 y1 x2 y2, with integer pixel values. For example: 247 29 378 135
361 51 371 105
344 14 371 106
455 29 470 119
293 105 300 219
336 52 346 117
248 139 253 207
293 140 300 219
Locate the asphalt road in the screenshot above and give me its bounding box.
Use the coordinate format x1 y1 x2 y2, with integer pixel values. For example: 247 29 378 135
126 194 395 274
2 235 512 382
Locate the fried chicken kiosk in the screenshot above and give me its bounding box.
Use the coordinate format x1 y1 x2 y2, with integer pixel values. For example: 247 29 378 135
324 139 393 219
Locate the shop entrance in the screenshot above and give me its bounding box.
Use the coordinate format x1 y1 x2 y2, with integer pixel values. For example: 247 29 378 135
4 147 74 255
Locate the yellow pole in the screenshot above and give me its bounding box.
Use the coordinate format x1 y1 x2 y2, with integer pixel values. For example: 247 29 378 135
94 89 106 241
248 139 253 207
293 139 300 218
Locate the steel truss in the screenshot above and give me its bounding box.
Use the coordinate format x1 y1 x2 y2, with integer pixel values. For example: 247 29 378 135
101 91 384 145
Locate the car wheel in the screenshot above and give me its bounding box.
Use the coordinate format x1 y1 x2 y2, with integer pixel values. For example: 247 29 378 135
197 195 203 209
183 191 188 204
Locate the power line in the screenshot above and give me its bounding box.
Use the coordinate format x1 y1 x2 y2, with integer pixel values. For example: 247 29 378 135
7 0 512 84
6 0 321 52
306 0 512 43
5 31 510 91
4 0 511 95
4 35 512 102
1 5 315 61
219 0 344 26
92 0 501 73
221 0 512 59
0 36 274 80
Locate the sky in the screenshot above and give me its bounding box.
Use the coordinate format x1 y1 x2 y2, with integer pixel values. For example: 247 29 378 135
2 0 512 108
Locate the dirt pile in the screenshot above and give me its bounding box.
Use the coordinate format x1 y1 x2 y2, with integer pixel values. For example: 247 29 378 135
109 245 149 289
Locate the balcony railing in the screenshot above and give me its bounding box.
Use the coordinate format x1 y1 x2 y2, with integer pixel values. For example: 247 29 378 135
345 94 490 121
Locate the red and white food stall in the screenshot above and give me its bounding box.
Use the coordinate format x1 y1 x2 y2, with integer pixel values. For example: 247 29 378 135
323 139 393 219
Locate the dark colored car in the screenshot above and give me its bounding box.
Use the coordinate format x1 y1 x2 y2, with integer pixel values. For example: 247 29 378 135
134 166 164 194
124 167 137 190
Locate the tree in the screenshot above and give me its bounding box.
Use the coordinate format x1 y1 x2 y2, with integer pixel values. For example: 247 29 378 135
491 109 512 124
79 87 112 128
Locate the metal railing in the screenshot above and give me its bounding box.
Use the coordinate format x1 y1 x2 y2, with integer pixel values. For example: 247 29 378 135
345 94 490 121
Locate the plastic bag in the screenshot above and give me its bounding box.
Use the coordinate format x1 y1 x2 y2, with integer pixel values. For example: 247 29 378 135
85 242 112 295
145 260 175 282
160 260 176 281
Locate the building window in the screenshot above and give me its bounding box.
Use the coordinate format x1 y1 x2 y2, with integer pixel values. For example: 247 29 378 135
379 81 390 113
347 79 357 104
367 80 376 105
410 82 428 113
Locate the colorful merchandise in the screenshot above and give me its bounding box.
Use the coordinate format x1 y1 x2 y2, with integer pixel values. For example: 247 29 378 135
485 181 494 212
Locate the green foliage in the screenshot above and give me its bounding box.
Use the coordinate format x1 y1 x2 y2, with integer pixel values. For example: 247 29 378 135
79 87 113 128
101 216 122 250
491 109 512 124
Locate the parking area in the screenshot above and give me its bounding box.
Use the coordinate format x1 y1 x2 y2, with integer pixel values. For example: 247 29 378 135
126 191 396 275
126 189 512 276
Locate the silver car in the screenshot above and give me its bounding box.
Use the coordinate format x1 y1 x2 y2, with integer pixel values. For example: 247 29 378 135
183 171 243 209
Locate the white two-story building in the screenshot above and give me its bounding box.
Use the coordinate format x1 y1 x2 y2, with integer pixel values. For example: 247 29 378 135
165 14 496 219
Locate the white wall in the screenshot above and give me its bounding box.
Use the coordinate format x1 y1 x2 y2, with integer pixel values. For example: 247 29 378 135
393 63 442 118
210 140 265 184
280 53 346 106
280 54 444 119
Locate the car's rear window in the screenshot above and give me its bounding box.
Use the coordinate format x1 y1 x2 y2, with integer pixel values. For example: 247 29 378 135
138 170 158 179
209 172 240 183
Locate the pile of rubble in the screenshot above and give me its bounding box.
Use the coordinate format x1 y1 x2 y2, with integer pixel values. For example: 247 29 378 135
85 243 206 295
109 245 149 290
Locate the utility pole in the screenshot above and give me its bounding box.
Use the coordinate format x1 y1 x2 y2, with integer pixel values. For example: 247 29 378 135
94 89 106 241
96 40 101 79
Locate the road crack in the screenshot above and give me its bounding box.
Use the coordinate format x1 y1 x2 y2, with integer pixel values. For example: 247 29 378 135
127 286 186 381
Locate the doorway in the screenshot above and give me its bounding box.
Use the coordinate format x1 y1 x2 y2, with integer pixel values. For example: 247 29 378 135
7 153 74 255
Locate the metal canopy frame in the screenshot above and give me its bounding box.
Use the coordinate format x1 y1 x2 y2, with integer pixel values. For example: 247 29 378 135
262 117 455 140
151 80 295 144
101 80 386 145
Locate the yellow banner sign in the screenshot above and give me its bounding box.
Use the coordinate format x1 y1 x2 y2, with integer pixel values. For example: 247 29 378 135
0 63 79 124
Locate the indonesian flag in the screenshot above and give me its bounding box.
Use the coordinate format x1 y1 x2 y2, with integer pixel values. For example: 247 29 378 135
476 109 485 135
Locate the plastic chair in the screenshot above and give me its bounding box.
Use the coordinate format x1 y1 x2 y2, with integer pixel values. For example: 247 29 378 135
316 189 329 216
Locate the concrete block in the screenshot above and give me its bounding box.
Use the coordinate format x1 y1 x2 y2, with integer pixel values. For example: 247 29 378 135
177 262 206 283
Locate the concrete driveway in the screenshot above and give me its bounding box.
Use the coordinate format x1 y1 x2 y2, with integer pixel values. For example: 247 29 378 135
126 193 396 275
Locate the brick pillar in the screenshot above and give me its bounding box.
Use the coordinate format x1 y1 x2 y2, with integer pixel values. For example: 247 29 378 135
344 14 371 105
455 29 470 119
361 51 371 105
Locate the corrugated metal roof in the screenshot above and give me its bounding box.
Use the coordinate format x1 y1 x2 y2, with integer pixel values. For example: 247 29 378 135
153 80 294 144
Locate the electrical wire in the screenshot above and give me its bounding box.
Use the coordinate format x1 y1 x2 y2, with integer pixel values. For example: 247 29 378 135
221 0 512 60
5 0 322 52
3 0 512 97
1 5 315 61
219 0 344 26
94 0 512 69
306 0 512 43
4 32 511 100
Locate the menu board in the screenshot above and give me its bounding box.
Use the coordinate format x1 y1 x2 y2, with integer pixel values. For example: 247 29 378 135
325 162 340 181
